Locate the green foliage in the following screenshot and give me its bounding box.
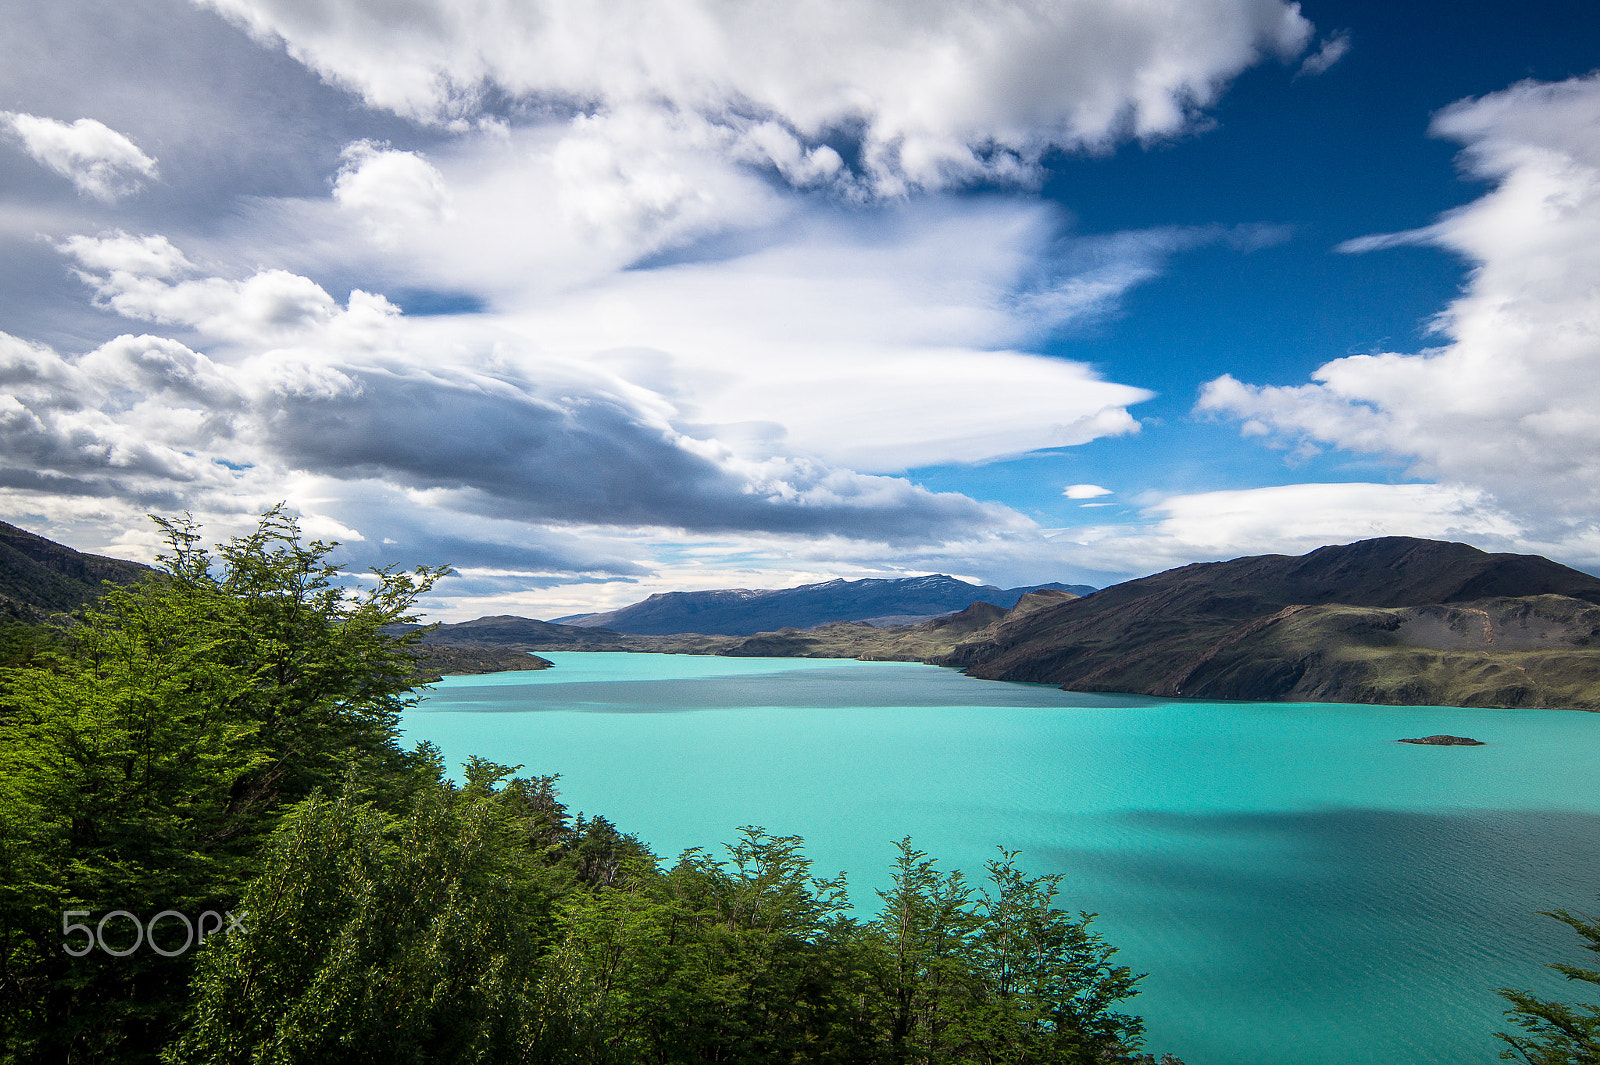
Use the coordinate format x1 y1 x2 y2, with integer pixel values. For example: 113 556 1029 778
167 761 570 1064
542 826 878 1064
180 777 1157 1065
1498 905 1600 1064
876 838 983 1061
0 619 56 670
514 826 1151 1064
874 839 1145 1065
0 507 447 1062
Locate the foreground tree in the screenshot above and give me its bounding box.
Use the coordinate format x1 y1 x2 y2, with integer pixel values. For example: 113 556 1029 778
875 839 1145 1065
543 827 877 1064
0 507 447 1062
540 830 1154 1063
195 802 1157 1065
168 760 574 1064
970 849 1145 1063
1498 904 1600 1064
875 838 983 1061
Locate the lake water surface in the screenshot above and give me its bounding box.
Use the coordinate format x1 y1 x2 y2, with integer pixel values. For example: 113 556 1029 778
400 651 1600 1065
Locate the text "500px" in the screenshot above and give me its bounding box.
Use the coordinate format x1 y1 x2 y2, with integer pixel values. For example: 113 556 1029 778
62 909 246 957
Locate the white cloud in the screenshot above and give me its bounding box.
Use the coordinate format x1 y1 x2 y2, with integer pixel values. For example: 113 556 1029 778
1009 224 1277 326
77 332 241 405
1064 483 1111 498
547 105 782 253
6 236 1053 548
1199 73 1600 546
56 231 193 278
333 140 455 246
1046 481 1529 577
194 0 1311 195
229 118 791 291
732 122 845 188
1139 482 1520 555
0 328 242 493
1 112 158 200
1296 31 1350 78
59 232 399 345
0 316 1043 575
491 202 1160 472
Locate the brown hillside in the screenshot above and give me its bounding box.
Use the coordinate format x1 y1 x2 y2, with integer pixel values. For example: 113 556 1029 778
940 538 1600 708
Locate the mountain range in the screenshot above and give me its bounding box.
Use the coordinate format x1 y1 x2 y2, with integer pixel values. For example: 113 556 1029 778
5 517 1600 709
420 536 1600 709
552 575 1096 635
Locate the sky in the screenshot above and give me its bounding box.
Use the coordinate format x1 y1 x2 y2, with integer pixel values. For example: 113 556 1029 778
2 0 1599 622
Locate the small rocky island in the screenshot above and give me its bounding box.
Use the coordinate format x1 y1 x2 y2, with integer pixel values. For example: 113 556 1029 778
1398 734 1485 746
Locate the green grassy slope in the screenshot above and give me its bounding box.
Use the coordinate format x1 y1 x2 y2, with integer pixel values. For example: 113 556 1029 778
1178 597 1600 708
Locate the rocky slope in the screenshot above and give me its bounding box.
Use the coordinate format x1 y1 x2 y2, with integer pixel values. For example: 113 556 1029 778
939 538 1600 709
0 520 152 621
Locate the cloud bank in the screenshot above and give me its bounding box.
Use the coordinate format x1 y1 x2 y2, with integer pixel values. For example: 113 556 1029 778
196 0 1311 194
5 228 1071 582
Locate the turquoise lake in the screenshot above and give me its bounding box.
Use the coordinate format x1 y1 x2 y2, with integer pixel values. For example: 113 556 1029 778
400 651 1600 1065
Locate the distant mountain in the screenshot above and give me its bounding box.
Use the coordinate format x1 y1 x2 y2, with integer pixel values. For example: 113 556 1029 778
0 520 152 621
940 537 1600 708
412 538 1600 708
416 595 1063 665
560 575 1097 636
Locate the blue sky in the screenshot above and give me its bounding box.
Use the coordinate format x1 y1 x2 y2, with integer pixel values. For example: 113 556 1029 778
2 0 1599 620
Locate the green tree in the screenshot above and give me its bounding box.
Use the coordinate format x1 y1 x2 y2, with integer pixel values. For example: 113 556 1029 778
0 618 57 670
1498 904 1600 1064
968 849 1144 1063
542 827 876 1064
168 760 567 1065
874 838 983 1063
0 507 447 1062
173 806 1160 1064
871 840 1147 1065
